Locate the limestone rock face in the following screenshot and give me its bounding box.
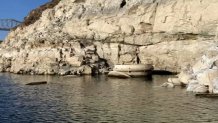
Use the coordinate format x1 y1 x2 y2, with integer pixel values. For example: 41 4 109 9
1 0 218 74
175 47 218 93
153 0 218 35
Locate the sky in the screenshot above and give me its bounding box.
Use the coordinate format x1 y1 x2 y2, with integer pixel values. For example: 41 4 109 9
0 0 49 40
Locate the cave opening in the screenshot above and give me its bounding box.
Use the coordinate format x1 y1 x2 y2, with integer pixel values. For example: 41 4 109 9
120 0 126 8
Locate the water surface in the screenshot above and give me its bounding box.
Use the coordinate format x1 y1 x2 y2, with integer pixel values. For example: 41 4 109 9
0 73 217 123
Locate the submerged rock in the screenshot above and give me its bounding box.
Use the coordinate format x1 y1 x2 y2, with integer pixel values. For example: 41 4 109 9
168 78 182 86
122 71 151 77
161 82 175 88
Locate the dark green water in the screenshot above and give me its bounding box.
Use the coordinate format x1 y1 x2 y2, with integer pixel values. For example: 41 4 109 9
0 73 218 123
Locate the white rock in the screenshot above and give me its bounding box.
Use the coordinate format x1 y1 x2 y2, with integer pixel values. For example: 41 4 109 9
178 71 193 85
193 85 208 93
192 55 213 74
187 80 208 93
197 68 218 86
161 82 175 88
211 78 218 93
108 71 131 78
168 78 182 86
187 80 199 92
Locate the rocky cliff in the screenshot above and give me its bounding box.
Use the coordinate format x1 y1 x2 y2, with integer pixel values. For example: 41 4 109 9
1 0 218 75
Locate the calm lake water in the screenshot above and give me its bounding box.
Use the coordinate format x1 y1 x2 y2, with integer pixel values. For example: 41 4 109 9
0 73 218 123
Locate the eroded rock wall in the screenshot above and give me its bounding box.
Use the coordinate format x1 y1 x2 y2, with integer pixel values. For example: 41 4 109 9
1 0 218 75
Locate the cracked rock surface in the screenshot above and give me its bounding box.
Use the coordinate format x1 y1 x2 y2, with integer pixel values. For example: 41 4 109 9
1 0 218 75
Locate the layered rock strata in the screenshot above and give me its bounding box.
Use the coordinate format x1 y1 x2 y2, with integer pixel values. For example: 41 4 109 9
1 0 218 75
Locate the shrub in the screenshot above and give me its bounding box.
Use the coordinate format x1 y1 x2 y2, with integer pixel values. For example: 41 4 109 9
20 0 61 28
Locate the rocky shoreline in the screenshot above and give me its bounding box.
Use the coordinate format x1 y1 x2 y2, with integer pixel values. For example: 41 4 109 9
162 47 218 94
0 44 109 75
1 0 218 94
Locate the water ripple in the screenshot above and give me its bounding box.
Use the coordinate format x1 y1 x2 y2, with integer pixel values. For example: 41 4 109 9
0 73 218 123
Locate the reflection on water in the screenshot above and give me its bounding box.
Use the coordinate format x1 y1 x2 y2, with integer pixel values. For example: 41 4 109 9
0 73 218 123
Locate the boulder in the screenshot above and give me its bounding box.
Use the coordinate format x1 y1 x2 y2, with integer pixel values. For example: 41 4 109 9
192 56 213 74
193 85 208 93
168 78 182 86
187 80 199 92
197 68 218 86
178 71 193 85
161 82 175 88
187 80 208 93
81 65 92 75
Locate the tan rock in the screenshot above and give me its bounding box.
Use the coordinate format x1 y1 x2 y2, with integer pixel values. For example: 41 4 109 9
66 56 83 67
121 25 134 35
88 20 120 34
153 0 218 35
81 65 92 75
101 43 119 65
119 54 134 64
178 71 193 85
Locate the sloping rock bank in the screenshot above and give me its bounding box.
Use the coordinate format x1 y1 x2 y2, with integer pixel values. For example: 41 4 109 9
163 46 218 93
1 0 218 75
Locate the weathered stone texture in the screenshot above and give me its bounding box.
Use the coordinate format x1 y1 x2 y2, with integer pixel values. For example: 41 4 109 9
1 0 218 74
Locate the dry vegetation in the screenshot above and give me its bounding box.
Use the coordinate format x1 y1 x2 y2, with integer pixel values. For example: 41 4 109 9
20 0 61 28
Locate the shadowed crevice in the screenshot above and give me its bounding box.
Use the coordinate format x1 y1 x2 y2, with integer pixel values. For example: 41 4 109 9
120 0 126 8
152 70 176 75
